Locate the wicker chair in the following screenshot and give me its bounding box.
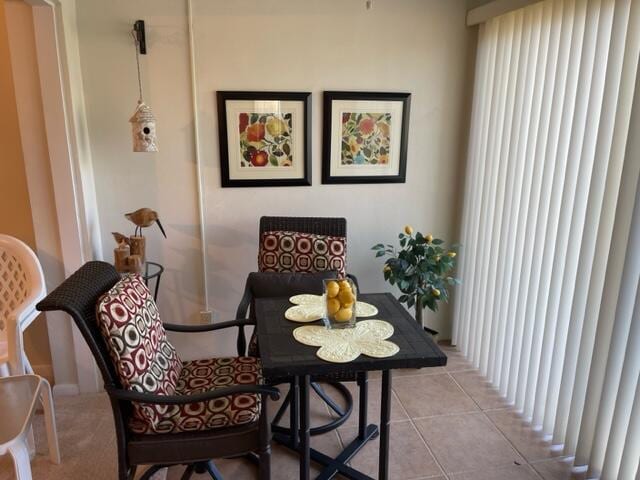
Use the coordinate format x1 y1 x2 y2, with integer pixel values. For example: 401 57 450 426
37 262 279 480
254 216 363 436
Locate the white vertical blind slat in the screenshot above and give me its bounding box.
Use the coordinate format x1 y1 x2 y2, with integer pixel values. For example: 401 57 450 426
543 0 604 437
460 21 499 357
468 16 508 367
479 12 518 376
500 2 545 399
506 0 552 404
495 7 540 395
562 0 632 455
551 0 615 446
518 0 567 418
580 19 640 471
487 9 526 384
616 372 640 480
531 0 587 429
452 21 490 347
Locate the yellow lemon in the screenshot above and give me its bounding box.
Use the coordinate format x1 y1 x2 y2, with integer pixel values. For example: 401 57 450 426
425 234 433 243
327 298 340 315
432 288 441 298
383 265 391 272
404 225 413 235
447 251 456 258
335 307 353 322
326 281 339 298
338 289 355 307
338 280 352 291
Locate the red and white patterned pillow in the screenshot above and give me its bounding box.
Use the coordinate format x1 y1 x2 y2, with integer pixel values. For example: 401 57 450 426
96 274 183 430
128 357 262 434
258 231 346 277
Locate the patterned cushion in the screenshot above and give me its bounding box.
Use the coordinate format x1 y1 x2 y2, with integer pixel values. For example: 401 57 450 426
128 357 262 434
258 231 346 277
96 274 183 430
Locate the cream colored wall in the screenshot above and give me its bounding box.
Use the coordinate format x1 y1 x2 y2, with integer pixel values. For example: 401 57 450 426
76 0 473 352
1 0 53 377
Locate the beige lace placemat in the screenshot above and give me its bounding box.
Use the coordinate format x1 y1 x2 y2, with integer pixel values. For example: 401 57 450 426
284 304 324 322
293 319 399 363
288 294 379 318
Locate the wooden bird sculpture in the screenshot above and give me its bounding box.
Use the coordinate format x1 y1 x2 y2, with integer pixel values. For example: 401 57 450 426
124 208 167 238
112 232 131 245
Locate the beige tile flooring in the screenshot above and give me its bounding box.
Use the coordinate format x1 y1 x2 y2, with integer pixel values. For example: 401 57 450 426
0 343 584 480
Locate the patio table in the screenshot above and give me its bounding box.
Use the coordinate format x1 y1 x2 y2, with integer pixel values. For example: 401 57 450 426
255 292 447 480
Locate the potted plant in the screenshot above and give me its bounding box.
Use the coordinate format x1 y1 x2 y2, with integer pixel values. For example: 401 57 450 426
372 225 459 332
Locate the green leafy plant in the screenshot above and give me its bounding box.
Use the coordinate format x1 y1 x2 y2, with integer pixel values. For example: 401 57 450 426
372 225 460 315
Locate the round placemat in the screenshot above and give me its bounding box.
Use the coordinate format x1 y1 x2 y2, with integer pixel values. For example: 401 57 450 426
293 319 399 363
284 304 324 323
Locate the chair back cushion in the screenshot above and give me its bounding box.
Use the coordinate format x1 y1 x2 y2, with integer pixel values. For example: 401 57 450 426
96 274 182 428
258 230 346 277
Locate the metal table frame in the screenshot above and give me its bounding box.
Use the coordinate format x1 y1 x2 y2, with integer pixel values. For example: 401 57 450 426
255 293 447 480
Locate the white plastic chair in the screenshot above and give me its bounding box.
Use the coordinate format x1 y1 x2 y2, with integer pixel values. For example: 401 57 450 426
0 234 47 377
0 374 61 479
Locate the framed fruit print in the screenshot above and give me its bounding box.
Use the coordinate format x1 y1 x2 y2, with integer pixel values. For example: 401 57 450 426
217 91 312 187
322 91 411 184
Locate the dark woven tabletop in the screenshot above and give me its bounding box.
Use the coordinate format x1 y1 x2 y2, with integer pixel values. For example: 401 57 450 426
255 293 447 379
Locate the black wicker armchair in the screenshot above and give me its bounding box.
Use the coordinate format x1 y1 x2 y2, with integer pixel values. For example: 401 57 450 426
253 216 365 438
37 261 279 480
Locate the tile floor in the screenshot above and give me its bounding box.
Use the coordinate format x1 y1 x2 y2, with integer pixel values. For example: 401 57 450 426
0 343 584 480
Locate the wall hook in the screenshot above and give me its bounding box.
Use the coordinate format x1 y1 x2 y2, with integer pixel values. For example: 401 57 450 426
133 20 146 55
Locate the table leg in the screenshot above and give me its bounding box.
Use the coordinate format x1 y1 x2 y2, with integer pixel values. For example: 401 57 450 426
379 370 392 480
291 377 300 449
357 371 368 440
299 374 311 480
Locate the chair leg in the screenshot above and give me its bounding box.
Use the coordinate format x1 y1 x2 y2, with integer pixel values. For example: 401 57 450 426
204 460 223 480
40 379 61 464
180 464 195 480
9 440 32 480
259 447 271 480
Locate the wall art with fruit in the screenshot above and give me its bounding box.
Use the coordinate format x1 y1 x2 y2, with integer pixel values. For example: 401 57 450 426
217 91 311 187
239 112 293 167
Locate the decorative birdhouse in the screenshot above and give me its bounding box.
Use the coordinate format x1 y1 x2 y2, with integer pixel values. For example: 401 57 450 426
130 100 158 152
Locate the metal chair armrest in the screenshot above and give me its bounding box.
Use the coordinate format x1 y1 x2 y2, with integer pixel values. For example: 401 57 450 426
105 383 281 404
163 318 253 333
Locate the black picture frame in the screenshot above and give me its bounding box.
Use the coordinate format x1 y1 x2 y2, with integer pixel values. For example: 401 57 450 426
217 91 312 187
322 91 411 184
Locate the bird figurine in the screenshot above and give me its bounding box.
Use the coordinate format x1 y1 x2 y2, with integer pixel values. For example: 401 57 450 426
124 208 167 238
112 232 131 245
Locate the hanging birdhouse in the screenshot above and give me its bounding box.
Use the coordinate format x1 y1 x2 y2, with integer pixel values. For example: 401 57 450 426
129 100 158 152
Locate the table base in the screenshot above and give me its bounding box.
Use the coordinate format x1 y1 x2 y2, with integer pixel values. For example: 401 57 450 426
273 423 378 480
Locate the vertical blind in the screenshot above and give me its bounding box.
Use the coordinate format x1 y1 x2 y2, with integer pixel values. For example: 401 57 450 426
453 0 640 478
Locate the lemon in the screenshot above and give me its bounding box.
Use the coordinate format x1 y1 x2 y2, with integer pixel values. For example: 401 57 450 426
383 265 391 272
432 288 441 298
327 298 340 315
335 307 353 322
338 280 352 291
425 234 433 243
326 281 339 298
447 251 456 258
404 225 413 235
338 289 355 307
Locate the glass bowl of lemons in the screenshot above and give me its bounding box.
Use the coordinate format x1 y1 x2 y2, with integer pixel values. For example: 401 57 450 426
323 278 357 329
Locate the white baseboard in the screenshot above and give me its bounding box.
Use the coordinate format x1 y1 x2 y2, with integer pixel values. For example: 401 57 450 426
53 383 80 396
